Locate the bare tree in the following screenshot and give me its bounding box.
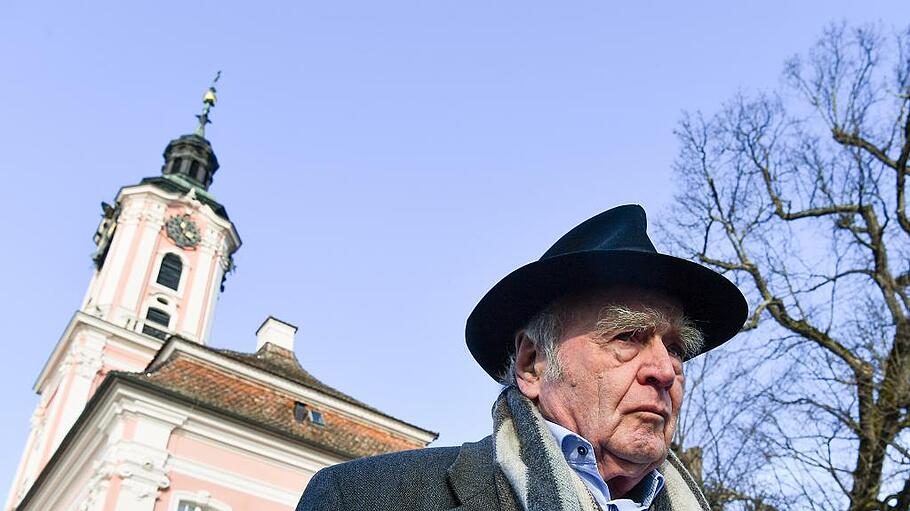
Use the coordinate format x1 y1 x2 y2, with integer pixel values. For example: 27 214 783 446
664 23 910 511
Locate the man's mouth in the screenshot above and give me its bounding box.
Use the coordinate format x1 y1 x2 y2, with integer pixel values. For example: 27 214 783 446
630 405 669 420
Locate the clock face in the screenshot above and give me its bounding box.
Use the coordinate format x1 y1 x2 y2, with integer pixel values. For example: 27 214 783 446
165 214 200 248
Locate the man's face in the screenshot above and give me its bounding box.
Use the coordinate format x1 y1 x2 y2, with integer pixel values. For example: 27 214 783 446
515 287 692 485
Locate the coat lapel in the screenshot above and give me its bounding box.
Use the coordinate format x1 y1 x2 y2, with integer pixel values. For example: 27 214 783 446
446 436 502 511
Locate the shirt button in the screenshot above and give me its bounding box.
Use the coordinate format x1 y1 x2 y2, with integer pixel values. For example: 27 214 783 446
577 445 588 457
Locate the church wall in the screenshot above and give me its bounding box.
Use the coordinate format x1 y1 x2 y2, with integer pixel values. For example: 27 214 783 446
155 472 295 511
166 430 311 494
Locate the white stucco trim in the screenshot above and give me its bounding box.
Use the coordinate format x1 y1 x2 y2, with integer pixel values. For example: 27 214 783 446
169 491 232 511
149 249 190 298
34 312 163 393
167 457 298 507
114 184 240 251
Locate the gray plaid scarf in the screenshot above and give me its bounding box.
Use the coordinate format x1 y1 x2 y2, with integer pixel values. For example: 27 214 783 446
491 386 710 511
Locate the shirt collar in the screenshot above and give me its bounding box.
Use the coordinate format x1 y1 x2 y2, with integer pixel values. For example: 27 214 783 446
544 419 665 509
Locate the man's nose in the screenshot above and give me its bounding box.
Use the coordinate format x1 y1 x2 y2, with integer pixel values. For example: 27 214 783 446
637 337 676 390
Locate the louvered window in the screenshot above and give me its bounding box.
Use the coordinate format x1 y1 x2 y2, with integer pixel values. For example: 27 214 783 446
156 253 182 290
188 160 199 181
146 307 170 327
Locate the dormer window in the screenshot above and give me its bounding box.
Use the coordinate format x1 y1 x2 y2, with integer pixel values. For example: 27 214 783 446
156 253 182 290
293 402 326 427
294 402 307 422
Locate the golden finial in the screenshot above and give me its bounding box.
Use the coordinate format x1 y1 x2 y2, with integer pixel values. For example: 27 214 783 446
195 71 221 137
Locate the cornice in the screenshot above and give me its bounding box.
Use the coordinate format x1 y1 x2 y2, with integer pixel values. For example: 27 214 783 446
116 184 241 252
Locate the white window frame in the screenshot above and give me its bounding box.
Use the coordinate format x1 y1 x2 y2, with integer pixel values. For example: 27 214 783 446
169 490 231 511
150 249 190 297
141 295 178 335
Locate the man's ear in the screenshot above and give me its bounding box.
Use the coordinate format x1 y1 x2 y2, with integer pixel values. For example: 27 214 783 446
514 331 545 400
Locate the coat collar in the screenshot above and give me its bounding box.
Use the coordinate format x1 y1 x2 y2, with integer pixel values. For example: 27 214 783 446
446 436 503 511
443 436 709 511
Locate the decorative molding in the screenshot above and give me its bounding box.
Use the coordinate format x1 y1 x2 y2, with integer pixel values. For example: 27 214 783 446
34 311 163 394
118 455 171 503
140 201 167 226
167 456 297 506
118 200 146 225
78 459 115 511
179 187 204 211
115 185 240 252
199 226 220 252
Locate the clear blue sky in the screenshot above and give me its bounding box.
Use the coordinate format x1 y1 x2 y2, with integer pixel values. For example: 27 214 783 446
2 0 908 495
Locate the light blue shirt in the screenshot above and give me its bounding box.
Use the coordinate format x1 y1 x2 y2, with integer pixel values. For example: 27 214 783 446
545 420 665 511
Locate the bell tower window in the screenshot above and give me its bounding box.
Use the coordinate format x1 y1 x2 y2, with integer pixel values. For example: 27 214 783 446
142 307 171 340
188 160 200 182
145 307 170 327
156 253 183 290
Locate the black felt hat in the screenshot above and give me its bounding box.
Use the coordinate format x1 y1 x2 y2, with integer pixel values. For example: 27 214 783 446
465 204 748 380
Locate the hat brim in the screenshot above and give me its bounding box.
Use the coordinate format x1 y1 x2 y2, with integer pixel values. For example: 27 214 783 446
465 249 748 380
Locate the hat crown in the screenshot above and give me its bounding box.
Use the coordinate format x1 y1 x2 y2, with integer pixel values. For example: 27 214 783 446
541 204 656 260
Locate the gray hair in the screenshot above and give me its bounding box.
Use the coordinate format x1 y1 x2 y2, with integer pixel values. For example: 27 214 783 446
497 300 568 386
497 295 705 386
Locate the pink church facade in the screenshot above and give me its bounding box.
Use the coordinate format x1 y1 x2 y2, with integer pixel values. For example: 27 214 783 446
5 104 436 511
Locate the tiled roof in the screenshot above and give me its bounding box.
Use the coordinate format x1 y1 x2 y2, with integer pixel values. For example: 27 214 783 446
121 342 434 459
212 343 385 415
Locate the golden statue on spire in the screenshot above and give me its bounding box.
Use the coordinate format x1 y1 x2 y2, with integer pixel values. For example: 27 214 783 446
195 70 221 137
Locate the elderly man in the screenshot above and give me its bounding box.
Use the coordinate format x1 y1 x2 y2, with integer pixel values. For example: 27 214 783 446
297 205 746 511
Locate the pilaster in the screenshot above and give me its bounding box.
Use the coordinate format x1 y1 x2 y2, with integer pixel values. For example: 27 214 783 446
180 224 220 342
111 405 186 511
91 198 143 315
118 198 167 318
49 328 106 454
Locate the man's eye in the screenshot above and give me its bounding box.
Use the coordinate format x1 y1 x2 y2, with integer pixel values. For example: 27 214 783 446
667 344 685 359
614 330 637 341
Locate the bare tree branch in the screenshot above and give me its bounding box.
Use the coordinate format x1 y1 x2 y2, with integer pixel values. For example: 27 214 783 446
663 22 910 511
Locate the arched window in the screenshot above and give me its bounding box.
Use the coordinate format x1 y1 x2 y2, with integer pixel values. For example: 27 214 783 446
156 253 182 290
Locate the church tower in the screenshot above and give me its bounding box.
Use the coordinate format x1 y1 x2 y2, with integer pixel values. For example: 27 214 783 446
6 76 240 507
83 74 238 345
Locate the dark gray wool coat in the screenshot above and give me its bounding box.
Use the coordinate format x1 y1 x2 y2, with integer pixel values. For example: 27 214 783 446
295 436 710 511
